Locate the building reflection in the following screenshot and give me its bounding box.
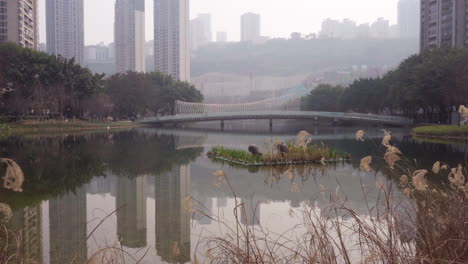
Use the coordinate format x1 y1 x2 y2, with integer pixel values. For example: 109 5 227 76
240 198 262 226
116 175 147 248
155 165 191 263
6 205 43 262
49 187 87 264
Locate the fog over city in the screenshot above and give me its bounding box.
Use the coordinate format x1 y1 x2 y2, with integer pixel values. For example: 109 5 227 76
2 0 468 263
38 0 399 44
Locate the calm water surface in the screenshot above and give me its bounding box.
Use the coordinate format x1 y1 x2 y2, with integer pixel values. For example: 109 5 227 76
1 122 467 263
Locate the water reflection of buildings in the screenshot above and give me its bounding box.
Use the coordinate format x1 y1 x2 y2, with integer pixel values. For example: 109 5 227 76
155 165 191 263
49 187 87 264
7 206 43 262
116 175 147 248
240 198 262 226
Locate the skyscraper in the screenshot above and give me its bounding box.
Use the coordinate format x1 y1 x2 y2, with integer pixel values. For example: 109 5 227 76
197 13 212 43
190 13 212 51
421 0 468 50
115 0 146 73
398 0 420 39
241 12 260 42
154 0 190 81
0 0 39 49
46 0 84 64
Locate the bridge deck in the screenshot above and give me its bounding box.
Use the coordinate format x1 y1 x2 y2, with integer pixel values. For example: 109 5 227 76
138 111 412 126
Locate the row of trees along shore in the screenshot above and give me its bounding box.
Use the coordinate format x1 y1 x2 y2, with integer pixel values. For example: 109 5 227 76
302 48 468 124
0 43 203 121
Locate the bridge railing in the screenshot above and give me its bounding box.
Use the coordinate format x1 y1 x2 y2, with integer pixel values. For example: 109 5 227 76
138 111 413 125
174 96 300 115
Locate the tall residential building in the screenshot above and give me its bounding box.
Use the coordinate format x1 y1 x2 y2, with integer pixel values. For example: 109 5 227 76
154 0 190 81
398 0 420 39
115 0 145 73
0 0 39 49
190 13 212 51
420 0 468 50
241 12 260 42
190 18 202 51
216 31 227 42
46 0 84 64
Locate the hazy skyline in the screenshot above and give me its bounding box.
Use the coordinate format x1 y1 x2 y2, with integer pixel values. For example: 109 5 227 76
39 0 400 45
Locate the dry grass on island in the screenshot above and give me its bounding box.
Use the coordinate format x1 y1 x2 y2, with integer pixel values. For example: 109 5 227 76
208 131 346 166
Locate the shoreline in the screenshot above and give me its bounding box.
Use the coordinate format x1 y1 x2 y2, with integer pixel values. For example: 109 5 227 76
411 125 468 140
3 120 146 137
411 133 468 140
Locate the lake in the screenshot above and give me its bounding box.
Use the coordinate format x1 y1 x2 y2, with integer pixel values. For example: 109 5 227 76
1 121 466 263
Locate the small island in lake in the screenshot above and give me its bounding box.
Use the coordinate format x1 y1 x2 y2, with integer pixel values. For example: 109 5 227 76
207 131 348 166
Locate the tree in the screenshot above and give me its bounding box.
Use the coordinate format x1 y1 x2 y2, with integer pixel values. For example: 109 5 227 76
0 43 103 119
301 84 344 112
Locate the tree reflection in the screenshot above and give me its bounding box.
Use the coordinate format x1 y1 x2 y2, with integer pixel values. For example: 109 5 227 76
0 130 202 209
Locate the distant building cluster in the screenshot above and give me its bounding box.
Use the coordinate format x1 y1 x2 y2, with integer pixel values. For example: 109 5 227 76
0 0 190 81
319 17 403 40
190 11 271 53
85 43 113 64
317 1 422 42
2 0 468 81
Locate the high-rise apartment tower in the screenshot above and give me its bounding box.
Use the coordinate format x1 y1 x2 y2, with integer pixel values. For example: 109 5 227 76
241 12 260 42
46 0 84 63
0 0 39 49
154 0 190 81
398 0 420 39
115 0 146 72
421 0 468 50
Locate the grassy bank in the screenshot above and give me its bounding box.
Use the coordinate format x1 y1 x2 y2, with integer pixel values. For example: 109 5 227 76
5 120 144 136
209 144 343 166
412 125 468 138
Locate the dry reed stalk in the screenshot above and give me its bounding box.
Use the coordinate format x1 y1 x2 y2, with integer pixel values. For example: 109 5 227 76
197 131 468 264
0 159 24 192
458 105 468 125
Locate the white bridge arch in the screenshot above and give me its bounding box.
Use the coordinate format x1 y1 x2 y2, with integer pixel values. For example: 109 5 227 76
174 96 299 115
138 96 413 126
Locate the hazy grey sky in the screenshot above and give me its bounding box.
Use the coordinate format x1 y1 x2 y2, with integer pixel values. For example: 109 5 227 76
39 0 400 45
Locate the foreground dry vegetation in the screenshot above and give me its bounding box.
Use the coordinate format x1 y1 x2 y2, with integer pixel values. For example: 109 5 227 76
0 128 467 263
193 129 468 264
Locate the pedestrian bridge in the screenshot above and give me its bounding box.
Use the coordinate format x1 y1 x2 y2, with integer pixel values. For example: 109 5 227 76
137 98 413 126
